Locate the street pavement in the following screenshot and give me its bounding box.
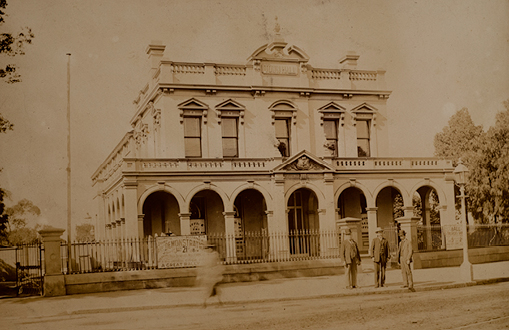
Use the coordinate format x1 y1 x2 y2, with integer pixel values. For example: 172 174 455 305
1 260 508 318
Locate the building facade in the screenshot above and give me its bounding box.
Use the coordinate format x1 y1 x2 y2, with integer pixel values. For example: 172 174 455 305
92 32 456 259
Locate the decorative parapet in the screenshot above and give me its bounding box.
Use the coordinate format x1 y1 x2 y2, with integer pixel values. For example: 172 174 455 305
170 62 205 74
349 70 377 81
311 68 341 80
215 64 247 76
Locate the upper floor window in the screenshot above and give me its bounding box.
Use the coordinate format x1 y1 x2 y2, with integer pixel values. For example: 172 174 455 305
275 118 291 157
178 98 209 158
184 116 202 158
270 100 297 157
323 119 338 157
351 103 377 158
318 102 345 157
222 117 238 157
356 120 370 157
215 99 245 158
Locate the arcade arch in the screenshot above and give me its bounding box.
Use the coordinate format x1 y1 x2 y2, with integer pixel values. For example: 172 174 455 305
142 191 181 237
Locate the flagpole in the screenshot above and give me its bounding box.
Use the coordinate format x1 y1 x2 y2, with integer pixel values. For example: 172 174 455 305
66 53 72 273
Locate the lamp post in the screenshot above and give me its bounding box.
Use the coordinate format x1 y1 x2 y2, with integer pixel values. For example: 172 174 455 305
453 159 473 282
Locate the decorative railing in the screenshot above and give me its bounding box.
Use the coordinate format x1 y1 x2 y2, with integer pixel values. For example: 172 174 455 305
334 158 452 171
311 69 341 80
349 70 377 81
62 230 340 274
215 65 247 76
171 63 205 74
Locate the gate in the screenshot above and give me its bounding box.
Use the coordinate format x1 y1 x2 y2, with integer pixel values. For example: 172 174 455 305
15 243 44 296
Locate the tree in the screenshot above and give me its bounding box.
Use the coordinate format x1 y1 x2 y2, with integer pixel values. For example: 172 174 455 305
5 198 41 245
0 188 9 245
433 108 484 165
76 223 95 242
467 101 509 223
0 0 34 84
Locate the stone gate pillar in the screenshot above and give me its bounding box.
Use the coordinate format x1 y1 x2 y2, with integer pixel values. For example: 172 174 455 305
38 226 66 297
336 217 362 245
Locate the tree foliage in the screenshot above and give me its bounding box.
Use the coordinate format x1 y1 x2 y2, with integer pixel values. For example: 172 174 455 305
5 198 41 245
434 102 509 223
76 223 95 242
467 102 509 223
433 108 484 165
0 188 9 245
0 0 34 84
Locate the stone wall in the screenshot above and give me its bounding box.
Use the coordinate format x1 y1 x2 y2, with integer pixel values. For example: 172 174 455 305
413 246 509 269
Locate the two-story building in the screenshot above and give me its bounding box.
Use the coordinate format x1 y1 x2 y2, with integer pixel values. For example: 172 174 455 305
92 30 456 260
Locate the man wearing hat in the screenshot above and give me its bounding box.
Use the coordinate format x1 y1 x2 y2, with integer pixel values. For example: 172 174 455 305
340 228 361 289
371 227 390 288
397 230 414 291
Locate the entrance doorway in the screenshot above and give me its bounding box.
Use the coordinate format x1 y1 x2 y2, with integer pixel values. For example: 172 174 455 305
287 188 319 255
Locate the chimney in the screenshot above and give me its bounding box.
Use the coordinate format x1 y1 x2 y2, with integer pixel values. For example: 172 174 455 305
146 41 166 72
339 51 360 69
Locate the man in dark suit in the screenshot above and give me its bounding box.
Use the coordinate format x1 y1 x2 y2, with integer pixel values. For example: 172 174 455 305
340 229 361 289
397 230 414 291
371 227 390 288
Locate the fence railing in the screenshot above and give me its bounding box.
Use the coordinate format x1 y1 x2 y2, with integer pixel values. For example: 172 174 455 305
417 225 445 251
62 230 341 274
467 223 509 248
61 237 158 274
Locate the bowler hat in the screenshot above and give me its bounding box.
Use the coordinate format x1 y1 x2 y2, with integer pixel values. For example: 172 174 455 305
343 229 352 235
375 227 383 233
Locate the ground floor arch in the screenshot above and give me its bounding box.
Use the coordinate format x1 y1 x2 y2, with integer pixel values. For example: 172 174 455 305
287 188 319 255
233 189 268 260
142 191 181 237
189 190 225 235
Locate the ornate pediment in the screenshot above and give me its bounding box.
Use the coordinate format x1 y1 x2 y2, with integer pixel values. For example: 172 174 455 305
273 150 334 172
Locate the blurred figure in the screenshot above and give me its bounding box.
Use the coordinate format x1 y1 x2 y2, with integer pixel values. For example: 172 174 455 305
371 227 390 288
197 244 224 307
340 229 361 289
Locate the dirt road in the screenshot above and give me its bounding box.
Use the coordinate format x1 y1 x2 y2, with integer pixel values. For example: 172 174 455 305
2 282 509 329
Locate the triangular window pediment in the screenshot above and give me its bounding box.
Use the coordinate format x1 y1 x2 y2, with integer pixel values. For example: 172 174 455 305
178 98 209 123
351 103 377 114
216 99 245 124
273 150 334 172
178 98 209 110
215 99 245 111
318 102 346 113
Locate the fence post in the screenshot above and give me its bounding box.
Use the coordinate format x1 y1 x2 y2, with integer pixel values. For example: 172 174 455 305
38 226 66 297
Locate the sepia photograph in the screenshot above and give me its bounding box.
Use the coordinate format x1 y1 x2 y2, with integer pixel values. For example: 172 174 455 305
0 0 508 329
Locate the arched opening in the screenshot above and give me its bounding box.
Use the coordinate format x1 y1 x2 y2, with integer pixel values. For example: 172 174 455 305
233 189 268 260
414 186 443 250
376 186 403 228
189 190 225 235
287 188 319 255
338 187 368 252
142 191 181 237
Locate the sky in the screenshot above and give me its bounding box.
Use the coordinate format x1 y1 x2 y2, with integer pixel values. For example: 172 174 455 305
0 0 507 237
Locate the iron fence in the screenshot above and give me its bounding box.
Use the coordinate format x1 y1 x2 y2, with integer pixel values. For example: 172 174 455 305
467 223 509 248
417 225 445 251
62 230 341 274
61 237 158 274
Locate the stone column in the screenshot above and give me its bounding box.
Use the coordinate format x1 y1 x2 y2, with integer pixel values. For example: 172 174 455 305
223 211 237 263
336 217 362 245
179 212 192 235
38 227 66 297
397 216 420 252
366 207 378 251
123 181 139 238
137 214 145 238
